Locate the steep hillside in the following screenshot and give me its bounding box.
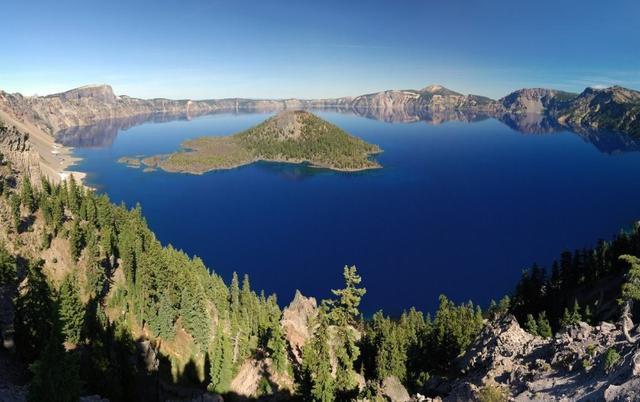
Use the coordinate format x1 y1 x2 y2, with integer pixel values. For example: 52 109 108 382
350 85 498 115
499 88 578 114
551 86 640 136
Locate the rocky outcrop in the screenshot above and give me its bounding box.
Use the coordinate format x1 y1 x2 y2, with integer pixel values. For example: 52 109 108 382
0 123 42 184
381 375 411 402
424 315 640 401
48 84 118 104
551 86 640 136
280 290 318 364
228 356 294 398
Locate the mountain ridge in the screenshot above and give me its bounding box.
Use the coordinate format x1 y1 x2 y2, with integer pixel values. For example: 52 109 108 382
2 83 639 138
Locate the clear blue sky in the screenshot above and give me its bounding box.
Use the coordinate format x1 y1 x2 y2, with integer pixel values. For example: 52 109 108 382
1 0 638 99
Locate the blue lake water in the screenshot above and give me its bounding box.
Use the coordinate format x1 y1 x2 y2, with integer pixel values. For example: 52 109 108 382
62 111 640 314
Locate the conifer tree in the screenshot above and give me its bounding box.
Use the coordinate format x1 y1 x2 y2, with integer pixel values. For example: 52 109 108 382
14 260 54 362
428 295 484 372
560 301 582 328
301 311 334 402
59 272 85 344
52 195 65 234
27 324 81 402
67 174 80 213
84 240 104 297
10 193 21 231
156 296 177 340
266 317 288 374
584 305 593 324
209 325 233 394
69 220 84 261
329 265 366 326
536 312 552 338
99 224 115 260
230 271 240 314
525 314 538 336
367 311 407 381
620 255 640 305
0 246 17 286
326 266 366 396
21 176 36 213
180 282 211 348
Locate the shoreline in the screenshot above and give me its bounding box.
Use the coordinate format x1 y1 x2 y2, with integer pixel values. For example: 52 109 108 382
121 154 382 175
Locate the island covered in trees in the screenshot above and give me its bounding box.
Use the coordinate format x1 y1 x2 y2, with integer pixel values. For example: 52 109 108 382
118 110 382 174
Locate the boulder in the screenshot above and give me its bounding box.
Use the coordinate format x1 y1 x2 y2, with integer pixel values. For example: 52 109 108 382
457 314 540 379
381 376 410 402
604 378 640 401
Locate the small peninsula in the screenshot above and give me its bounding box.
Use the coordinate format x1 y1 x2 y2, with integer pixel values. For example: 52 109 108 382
119 110 382 174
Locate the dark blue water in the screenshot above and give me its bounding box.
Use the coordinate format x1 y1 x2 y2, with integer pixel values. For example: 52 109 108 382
65 112 640 314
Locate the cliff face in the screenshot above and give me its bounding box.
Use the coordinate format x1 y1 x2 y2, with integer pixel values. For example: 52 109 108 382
0 85 352 136
499 88 578 114
0 123 41 184
551 86 640 136
0 85 219 135
350 86 498 116
2 84 640 142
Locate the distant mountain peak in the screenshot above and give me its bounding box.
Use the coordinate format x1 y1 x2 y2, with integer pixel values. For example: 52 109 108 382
420 84 462 96
422 84 445 93
47 84 117 103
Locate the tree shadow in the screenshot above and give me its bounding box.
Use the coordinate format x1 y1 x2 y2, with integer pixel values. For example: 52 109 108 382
17 214 35 233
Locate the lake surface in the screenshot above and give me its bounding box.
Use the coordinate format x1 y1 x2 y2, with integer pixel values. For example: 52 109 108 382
60 110 640 314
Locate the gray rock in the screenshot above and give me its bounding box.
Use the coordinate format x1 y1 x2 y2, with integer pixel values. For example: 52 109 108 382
381 376 411 402
280 290 317 365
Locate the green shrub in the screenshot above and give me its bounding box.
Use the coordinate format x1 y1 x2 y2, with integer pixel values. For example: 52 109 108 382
257 377 273 396
477 384 508 402
603 348 620 372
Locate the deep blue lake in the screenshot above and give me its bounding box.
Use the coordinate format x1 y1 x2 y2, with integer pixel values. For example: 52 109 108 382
61 111 640 314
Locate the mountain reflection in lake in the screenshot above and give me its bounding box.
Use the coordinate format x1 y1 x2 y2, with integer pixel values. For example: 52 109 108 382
61 109 640 314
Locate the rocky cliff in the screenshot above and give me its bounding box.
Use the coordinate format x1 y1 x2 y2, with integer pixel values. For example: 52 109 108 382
2 84 640 140
0 85 351 136
0 123 42 184
551 86 640 136
350 85 497 116
499 88 577 114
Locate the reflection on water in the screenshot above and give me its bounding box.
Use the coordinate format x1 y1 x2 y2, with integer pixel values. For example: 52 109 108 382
63 110 640 314
56 107 640 155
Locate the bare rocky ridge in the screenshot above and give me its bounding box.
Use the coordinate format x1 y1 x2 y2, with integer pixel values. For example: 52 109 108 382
421 315 640 402
551 86 640 136
281 290 318 365
499 88 577 114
